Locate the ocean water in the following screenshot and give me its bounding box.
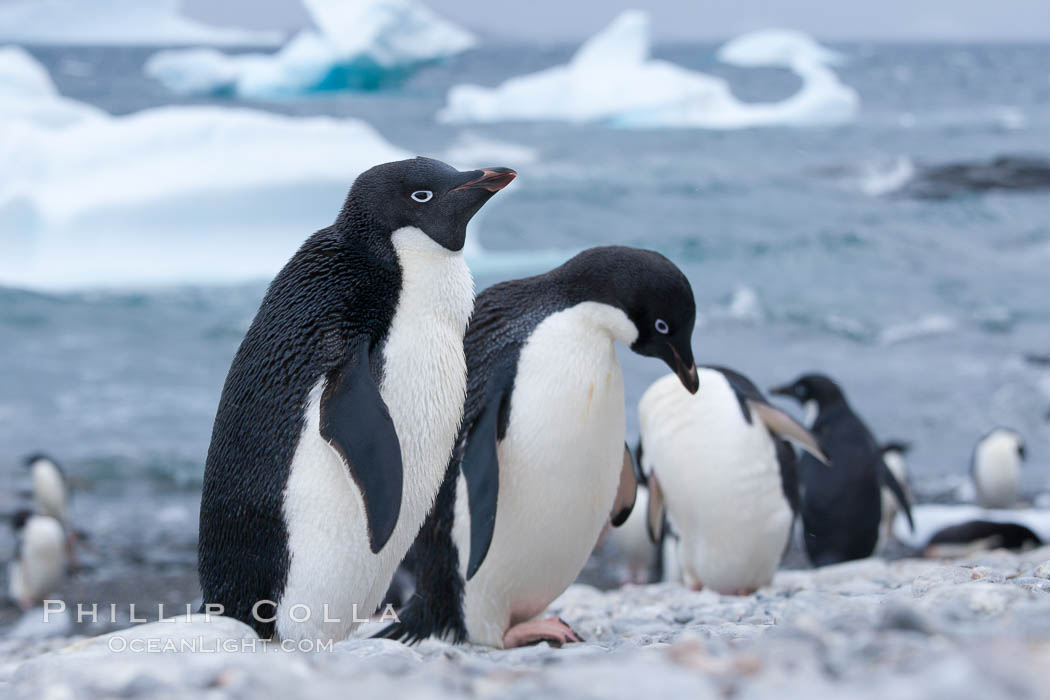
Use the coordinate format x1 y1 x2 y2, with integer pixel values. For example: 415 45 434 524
1 42 1049 611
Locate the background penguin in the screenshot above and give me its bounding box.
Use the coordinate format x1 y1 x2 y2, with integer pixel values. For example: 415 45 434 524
377 246 698 648
602 444 659 585
24 454 69 528
638 367 827 595
878 441 913 551
199 157 514 642
972 428 1026 509
7 509 69 610
770 374 914 567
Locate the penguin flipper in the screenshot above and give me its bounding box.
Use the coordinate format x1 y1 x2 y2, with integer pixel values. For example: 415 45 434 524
880 459 916 532
460 375 511 580
646 471 666 544
611 444 638 527
749 400 830 466
320 338 403 554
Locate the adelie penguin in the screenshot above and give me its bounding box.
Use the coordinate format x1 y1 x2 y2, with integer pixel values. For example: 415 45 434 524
198 157 515 642
770 374 914 567
8 509 69 610
638 367 827 595
972 428 1025 509
24 454 70 528
378 246 698 648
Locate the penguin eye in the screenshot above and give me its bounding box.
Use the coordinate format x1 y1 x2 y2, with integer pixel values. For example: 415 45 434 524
654 319 670 335
411 190 433 203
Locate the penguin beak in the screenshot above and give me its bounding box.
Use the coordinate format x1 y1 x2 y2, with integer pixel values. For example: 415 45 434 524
769 384 793 399
453 168 517 192
668 343 699 395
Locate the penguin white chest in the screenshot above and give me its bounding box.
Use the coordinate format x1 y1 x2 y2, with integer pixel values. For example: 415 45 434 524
9 515 68 608
31 460 68 525
461 302 635 647
279 227 472 642
974 433 1022 509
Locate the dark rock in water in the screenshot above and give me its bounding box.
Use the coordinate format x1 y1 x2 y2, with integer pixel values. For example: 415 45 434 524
1025 353 1050 366
928 520 1042 550
900 155 1050 199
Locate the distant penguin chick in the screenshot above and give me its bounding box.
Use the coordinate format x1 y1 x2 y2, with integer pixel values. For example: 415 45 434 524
770 374 914 567
972 428 1025 509
24 454 69 527
8 510 69 610
878 441 913 551
639 367 826 595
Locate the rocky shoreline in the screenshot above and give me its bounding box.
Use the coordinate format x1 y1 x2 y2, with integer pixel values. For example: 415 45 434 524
3 547 1050 699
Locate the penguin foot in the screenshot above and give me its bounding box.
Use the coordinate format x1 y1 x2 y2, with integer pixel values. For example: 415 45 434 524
689 582 704 592
503 617 583 648
731 588 756 596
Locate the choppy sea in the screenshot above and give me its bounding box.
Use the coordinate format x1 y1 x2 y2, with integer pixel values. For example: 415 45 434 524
1 42 1049 626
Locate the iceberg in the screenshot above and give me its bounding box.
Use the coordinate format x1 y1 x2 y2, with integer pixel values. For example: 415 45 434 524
1 48 556 289
0 0 282 46
438 11 858 129
145 0 476 97
0 45 105 127
0 49 417 289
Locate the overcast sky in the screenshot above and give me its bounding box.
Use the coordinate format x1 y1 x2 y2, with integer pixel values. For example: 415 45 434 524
183 0 1050 42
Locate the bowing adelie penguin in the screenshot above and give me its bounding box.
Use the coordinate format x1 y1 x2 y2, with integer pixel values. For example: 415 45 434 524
378 246 699 648
199 157 515 642
638 367 827 595
770 374 914 566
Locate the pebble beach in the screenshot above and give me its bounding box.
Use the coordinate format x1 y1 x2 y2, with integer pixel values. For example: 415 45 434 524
4 548 1050 699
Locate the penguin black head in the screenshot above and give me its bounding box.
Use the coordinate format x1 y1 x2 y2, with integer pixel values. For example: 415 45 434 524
881 440 912 457
23 453 64 477
769 373 845 409
562 246 699 393
11 508 33 532
338 157 516 252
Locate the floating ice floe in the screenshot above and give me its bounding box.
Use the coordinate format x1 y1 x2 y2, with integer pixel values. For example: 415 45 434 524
439 11 859 129
1 51 555 290
145 0 476 97
0 0 283 46
0 48 413 288
0 46 105 127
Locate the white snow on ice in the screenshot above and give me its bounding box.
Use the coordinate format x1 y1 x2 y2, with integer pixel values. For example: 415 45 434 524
438 11 859 129
0 0 283 47
145 0 475 97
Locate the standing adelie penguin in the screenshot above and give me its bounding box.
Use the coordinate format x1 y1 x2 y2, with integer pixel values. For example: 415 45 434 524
878 441 912 551
638 367 827 594
24 454 69 527
770 374 914 567
8 509 69 610
199 157 515 642
378 246 698 648
972 428 1025 509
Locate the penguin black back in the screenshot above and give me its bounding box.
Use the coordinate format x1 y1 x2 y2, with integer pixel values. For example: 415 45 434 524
200 224 400 637
771 374 911 566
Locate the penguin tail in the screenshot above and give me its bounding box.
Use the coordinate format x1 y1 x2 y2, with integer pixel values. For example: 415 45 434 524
371 598 434 645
